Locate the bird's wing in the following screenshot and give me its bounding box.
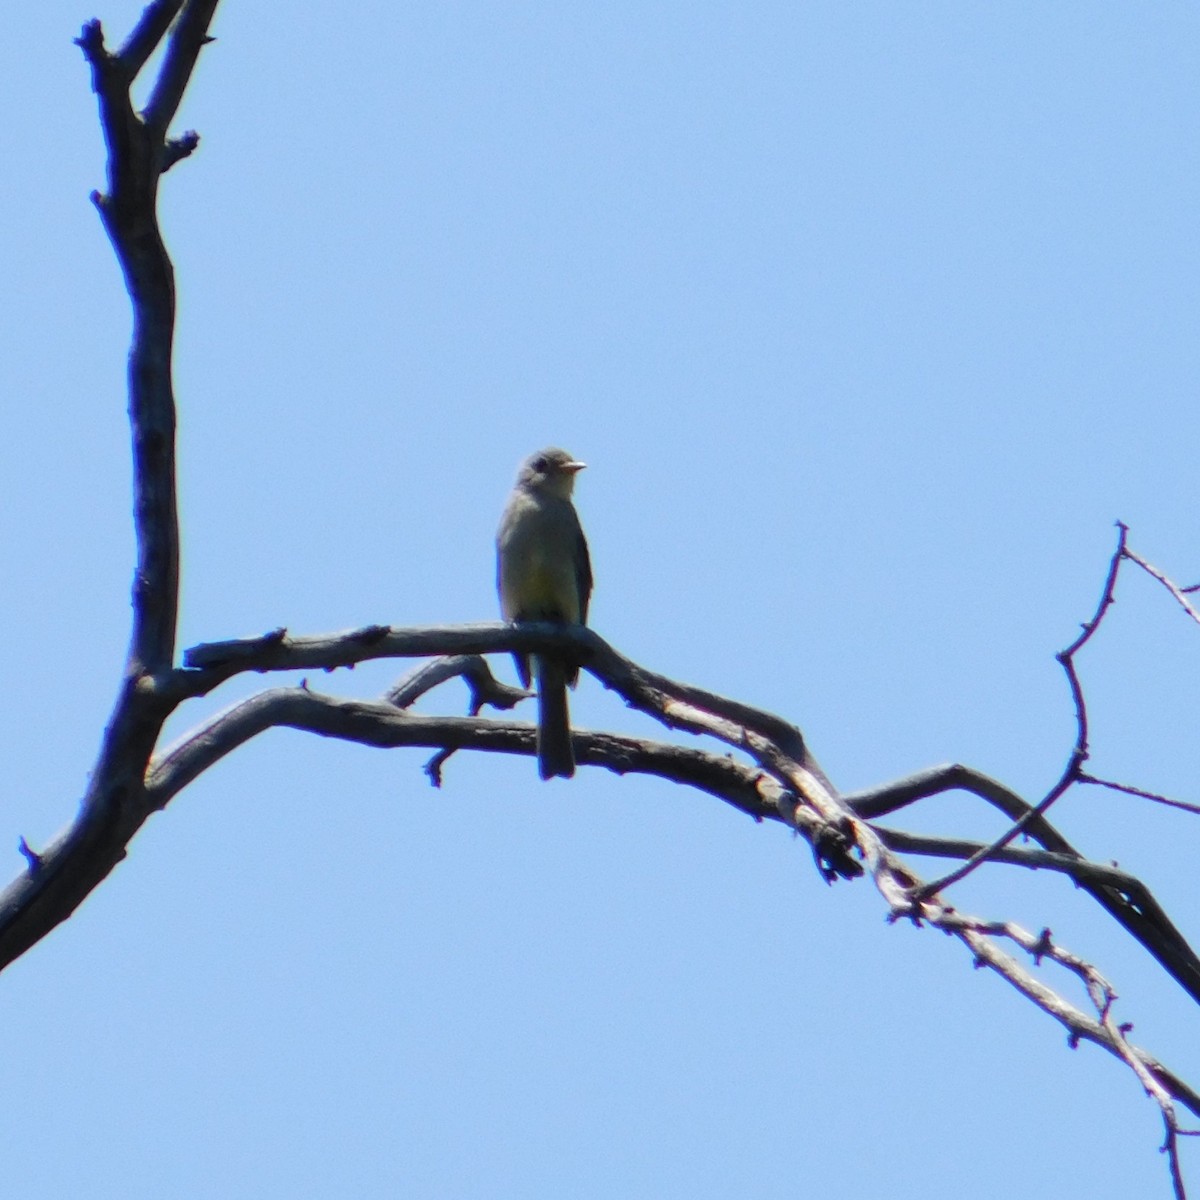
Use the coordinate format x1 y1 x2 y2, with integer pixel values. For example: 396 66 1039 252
574 516 593 627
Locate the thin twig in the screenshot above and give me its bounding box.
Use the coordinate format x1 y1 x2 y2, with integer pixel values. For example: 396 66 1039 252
913 522 1129 899
385 654 528 714
1080 773 1200 818
1123 546 1200 627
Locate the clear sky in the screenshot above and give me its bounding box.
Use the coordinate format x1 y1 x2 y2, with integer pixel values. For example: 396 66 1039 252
2 2 1199 1197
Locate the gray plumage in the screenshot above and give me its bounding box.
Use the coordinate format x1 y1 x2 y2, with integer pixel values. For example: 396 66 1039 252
496 447 592 779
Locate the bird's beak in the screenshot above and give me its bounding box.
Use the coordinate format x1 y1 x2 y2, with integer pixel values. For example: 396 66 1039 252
564 461 586 473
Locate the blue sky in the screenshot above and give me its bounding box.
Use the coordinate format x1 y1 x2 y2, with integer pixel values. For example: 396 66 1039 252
2 2 1199 1196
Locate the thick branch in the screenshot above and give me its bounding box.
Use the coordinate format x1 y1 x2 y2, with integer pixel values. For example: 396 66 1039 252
852 765 1200 1006
178 621 1200 996
0 3 222 970
77 2 216 675
181 622 832 787
10 600 1200 1193
118 1 184 78
145 0 219 133
144 686 783 826
52 9 1200 1189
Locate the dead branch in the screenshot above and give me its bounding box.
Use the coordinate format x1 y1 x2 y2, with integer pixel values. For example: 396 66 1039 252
14 8 1200 1195
0 3 220 968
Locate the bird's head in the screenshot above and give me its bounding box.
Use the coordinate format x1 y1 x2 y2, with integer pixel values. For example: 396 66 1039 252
517 447 587 498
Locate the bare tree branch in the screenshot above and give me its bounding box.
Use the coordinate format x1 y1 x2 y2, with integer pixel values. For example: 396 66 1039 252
1080 773 1200 818
117 1 184 79
877 825 1151 886
915 522 1127 899
384 654 529 713
180 622 831 790
75 5 219 675
32 9 1200 1193
848 762 1077 839
143 686 786 826
161 130 201 172
144 0 219 133
848 765 1200 1005
0 2 222 968
1124 543 1200 627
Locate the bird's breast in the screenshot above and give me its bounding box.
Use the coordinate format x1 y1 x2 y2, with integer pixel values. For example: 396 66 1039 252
498 538 581 623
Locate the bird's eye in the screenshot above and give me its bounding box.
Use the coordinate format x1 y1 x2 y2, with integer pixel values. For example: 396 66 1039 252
533 455 548 472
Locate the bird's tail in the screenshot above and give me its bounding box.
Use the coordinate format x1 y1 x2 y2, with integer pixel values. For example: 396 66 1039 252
535 654 575 780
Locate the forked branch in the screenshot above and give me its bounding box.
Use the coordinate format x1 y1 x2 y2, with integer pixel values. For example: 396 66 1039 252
0 2 220 967
9 8 1199 1196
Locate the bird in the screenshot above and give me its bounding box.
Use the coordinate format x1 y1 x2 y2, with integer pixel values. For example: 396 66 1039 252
496 447 593 779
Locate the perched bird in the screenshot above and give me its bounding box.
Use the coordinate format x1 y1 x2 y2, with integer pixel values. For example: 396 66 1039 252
496 447 593 779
